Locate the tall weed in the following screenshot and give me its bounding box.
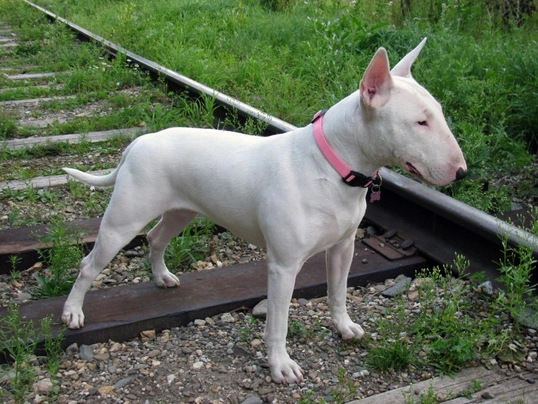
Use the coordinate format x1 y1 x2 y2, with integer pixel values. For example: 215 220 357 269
34 218 84 298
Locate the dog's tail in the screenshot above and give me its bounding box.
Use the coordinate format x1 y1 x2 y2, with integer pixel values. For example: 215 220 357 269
63 167 119 187
63 139 135 187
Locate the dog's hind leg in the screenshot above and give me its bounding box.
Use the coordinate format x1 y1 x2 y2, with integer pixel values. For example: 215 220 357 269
62 223 148 329
147 209 198 288
62 191 163 329
326 234 365 340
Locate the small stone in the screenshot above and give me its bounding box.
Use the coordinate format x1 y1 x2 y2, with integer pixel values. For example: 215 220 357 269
194 319 206 326
33 394 48 404
241 397 263 404
109 342 122 352
478 281 494 295
394 274 409 282
515 307 538 329
297 298 309 306
97 385 114 395
400 239 414 249
148 349 160 358
407 290 419 300
167 374 176 385
14 291 32 302
124 249 144 257
93 353 110 361
252 299 268 318
366 226 379 236
79 345 94 361
251 339 263 348
66 343 78 355
113 377 132 389
192 361 204 370
381 277 411 297
481 391 494 399
221 313 235 323
33 378 53 394
140 329 156 339
27 262 43 272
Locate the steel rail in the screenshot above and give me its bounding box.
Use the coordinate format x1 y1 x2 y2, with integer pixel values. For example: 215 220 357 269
24 1 538 284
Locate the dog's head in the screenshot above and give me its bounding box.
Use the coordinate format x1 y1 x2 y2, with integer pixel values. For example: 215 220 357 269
359 38 467 186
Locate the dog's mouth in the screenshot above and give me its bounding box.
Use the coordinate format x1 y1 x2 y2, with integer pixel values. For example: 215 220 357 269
405 162 421 177
404 162 437 186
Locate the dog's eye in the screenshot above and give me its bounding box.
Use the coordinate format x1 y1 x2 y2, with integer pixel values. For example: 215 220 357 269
417 120 428 127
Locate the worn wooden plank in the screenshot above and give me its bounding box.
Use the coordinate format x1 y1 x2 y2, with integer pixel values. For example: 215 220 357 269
0 217 145 274
0 84 64 93
0 240 427 354
7 72 60 80
1 127 147 150
0 95 76 106
349 366 538 404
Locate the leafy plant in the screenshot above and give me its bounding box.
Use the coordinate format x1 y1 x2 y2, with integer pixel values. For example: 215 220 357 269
403 381 438 404
495 208 538 330
329 368 357 404
33 218 85 298
0 305 66 403
367 340 414 372
287 320 314 341
237 315 261 342
8 256 22 282
40 317 66 385
164 218 215 270
0 304 39 402
411 263 481 374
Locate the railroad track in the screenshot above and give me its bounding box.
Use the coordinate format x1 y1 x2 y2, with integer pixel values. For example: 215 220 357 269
1 1 537 353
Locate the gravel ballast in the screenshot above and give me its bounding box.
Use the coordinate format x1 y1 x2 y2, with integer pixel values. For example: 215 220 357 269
1 256 537 403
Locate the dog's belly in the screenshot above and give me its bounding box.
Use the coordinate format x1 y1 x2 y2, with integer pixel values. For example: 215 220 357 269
127 128 366 255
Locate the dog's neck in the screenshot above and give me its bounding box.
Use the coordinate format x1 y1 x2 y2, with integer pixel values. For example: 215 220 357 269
318 92 385 179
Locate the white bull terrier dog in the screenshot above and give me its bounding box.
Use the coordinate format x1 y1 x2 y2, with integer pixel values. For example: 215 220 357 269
61 38 467 384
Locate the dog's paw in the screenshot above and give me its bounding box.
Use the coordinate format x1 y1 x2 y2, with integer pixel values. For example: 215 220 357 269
154 271 180 288
62 308 85 329
270 357 304 384
333 315 365 340
339 321 365 340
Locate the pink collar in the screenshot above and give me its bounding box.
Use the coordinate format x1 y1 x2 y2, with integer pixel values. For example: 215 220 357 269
312 110 380 189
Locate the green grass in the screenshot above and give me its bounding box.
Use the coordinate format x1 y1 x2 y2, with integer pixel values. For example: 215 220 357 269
0 304 66 403
33 217 85 298
1 0 533 213
163 218 216 270
363 232 538 377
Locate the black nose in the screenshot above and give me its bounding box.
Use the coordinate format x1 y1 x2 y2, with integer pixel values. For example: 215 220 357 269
455 167 467 181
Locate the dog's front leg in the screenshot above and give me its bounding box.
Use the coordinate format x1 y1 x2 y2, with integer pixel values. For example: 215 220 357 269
326 234 365 340
265 261 304 384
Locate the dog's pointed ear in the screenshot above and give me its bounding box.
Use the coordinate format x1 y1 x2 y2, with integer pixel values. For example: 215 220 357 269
359 47 392 108
391 37 427 78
